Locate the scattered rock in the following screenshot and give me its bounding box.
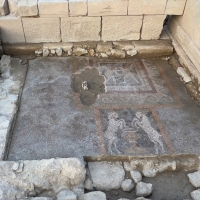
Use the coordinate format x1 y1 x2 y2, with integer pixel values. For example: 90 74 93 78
130 170 142 183
127 49 137 56
191 189 200 200
96 42 112 53
51 49 56 54
79 191 107 200
85 178 93 190
43 49 49 57
56 190 77 200
100 53 108 58
88 161 125 191
136 182 153 197
111 49 125 58
123 162 131 171
68 50 72 56
121 179 134 192
188 171 200 188
56 48 63 57
73 47 88 56
89 49 95 57
12 162 20 171
35 50 43 55
177 67 192 83
113 41 135 51
106 51 111 56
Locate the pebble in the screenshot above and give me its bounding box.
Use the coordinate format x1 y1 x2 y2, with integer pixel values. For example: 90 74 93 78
56 48 63 57
43 49 49 57
136 182 153 197
121 179 134 192
130 170 142 183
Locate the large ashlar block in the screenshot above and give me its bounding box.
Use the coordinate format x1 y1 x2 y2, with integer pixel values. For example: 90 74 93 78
18 0 38 16
69 0 87 16
61 17 101 42
38 0 68 17
102 16 142 41
128 0 167 15
165 0 187 15
0 0 9 16
22 18 61 43
0 16 25 43
141 15 166 40
88 0 128 16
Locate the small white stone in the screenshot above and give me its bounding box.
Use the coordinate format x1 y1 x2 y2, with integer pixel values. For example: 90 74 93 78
12 162 19 171
43 49 49 57
85 178 93 190
100 53 108 58
56 48 63 57
134 198 151 200
127 49 137 56
51 49 56 54
121 179 134 192
16 162 24 173
123 162 131 171
136 182 153 197
191 189 200 200
56 190 77 200
79 191 106 200
177 67 192 83
188 171 200 188
130 170 142 183
73 47 88 56
89 49 95 57
68 50 72 56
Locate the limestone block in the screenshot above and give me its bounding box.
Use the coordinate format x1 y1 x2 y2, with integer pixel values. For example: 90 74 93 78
0 16 25 43
38 0 68 17
22 18 61 43
128 0 167 15
102 16 142 41
0 0 9 16
88 0 128 16
165 0 187 15
69 0 87 16
141 15 166 40
18 0 38 16
61 17 101 42
7 0 19 13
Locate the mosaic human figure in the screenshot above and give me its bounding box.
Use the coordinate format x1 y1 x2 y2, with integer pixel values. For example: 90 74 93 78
132 112 164 154
105 112 126 154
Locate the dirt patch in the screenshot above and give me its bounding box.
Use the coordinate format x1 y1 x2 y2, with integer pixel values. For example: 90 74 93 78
72 68 105 106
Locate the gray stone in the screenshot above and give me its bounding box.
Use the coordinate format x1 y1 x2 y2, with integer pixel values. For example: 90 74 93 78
56 48 63 57
88 161 125 191
188 171 200 188
123 162 131 171
96 42 112 53
191 189 200 200
56 190 77 200
127 49 137 56
43 49 49 57
134 198 151 200
79 191 106 200
111 49 125 58
73 47 88 56
121 179 134 192
177 67 192 83
85 178 93 190
130 170 142 183
1 55 11 78
31 198 54 200
136 182 153 197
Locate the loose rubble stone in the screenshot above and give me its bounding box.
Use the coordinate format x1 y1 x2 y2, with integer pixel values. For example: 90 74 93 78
188 171 200 188
113 41 135 51
100 53 108 58
56 190 77 200
96 42 112 53
121 179 134 192
73 47 88 56
111 49 125 58
56 48 63 57
35 50 43 55
68 50 72 56
130 170 142 183
43 49 49 57
79 191 107 200
136 182 153 197
51 49 56 54
191 189 200 200
135 198 151 200
123 162 131 171
88 161 125 191
89 49 95 57
177 67 192 83
127 49 137 56
84 178 93 190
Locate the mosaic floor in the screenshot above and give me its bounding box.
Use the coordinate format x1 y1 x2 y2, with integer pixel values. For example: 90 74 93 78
7 57 200 160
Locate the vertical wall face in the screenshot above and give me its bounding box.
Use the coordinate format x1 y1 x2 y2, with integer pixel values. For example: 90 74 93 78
168 0 200 72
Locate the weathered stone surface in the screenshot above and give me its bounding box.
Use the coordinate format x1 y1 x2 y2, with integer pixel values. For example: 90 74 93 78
102 16 142 41
130 170 142 183
177 67 192 83
128 0 167 15
135 198 151 200
141 15 166 40
111 49 125 58
121 179 134 192
0 16 25 43
84 178 93 190
100 53 108 58
56 48 63 56
69 0 87 16
188 171 200 188
136 182 153 197
79 191 106 200
96 42 112 53
22 18 61 43
38 0 68 17
191 189 200 200
123 162 131 171
88 162 125 191
7 0 19 13
165 0 187 15
73 47 88 56
88 0 128 16
18 0 38 16
43 49 49 57
127 49 137 56
61 17 101 42
43 42 73 52
113 41 135 51
56 190 77 200
0 0 9 16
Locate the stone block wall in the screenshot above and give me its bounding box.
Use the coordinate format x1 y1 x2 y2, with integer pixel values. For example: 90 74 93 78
0 0 187 44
